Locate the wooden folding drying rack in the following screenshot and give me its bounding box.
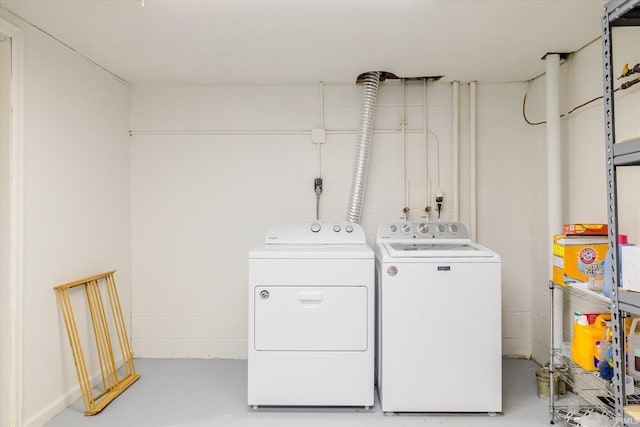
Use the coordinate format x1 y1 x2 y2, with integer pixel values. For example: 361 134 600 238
54 270 140 415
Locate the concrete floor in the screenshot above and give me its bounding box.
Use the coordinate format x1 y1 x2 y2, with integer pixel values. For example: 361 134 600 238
45 358 552 427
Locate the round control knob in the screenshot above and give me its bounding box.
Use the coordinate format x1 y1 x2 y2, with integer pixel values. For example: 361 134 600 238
310 223 321 233
418 223 429 233
390 224 398 233
450 224 458 233
402 224 411 233
437 224 445 233
345 224 354 233
333 224 341 232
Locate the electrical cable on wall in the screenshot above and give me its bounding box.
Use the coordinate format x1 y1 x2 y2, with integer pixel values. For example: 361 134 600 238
617 62 640 79
522 77 633 125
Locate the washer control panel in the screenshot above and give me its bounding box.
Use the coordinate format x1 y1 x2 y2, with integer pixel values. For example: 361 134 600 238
265 220 364 244
378 221 470 241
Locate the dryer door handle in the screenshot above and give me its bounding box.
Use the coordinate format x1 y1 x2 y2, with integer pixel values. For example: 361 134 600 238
299 291 323 305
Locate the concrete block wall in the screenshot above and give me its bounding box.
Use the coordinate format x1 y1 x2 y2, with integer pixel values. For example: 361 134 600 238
130 80 536 359
475 83 540 358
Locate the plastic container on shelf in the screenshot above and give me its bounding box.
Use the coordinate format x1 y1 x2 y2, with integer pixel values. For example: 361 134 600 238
603 234 629 298
588 267 605 291
572 313 611 371
598 320 614 380
627 318 640 380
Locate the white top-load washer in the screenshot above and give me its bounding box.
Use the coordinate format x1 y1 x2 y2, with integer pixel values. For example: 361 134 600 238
375 221 502 414
248 220 374 408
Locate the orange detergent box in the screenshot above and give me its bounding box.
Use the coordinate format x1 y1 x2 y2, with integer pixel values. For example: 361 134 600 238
553 234 608 287
563 223 608 236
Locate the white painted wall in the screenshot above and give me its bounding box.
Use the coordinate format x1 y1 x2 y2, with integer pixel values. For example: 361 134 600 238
475 83 541 358
10 10 636 424
0 33 11 427
528 28 640 364
0 13 132 427
130 81 536 359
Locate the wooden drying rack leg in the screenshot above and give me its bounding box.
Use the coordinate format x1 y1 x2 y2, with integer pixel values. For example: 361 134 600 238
54 270 140 416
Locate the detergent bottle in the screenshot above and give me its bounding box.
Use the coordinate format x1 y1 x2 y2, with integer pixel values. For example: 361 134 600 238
572 313 611 371
598 319 614 380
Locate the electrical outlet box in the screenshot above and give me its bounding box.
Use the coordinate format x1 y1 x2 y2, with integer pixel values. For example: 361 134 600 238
312 129 326 144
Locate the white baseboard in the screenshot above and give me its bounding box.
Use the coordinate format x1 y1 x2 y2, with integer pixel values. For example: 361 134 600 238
23 358 125 427
133 338 247 359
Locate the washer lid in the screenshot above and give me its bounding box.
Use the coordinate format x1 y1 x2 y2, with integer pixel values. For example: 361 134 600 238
381 242 496 258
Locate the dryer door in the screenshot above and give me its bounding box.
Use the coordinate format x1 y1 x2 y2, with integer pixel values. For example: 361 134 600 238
253 286 368 351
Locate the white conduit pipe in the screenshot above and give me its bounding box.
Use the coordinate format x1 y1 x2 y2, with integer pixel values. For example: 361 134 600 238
129 128 433 136
402 78 409 220
452 81 460 221
316 81 325 221
424 79 430 218
317 81 324 178
347 71 381 224
470 81 477 240
546 54 563 352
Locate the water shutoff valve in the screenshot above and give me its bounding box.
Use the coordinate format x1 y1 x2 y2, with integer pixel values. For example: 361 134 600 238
435 191 444 219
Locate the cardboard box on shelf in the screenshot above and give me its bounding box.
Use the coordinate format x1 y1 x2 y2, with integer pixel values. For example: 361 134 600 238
563 223 608 237
553 234 608 287
622 245 640 293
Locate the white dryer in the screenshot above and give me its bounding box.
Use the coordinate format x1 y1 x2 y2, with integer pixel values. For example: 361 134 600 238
248 220 374 408
375 221 502 414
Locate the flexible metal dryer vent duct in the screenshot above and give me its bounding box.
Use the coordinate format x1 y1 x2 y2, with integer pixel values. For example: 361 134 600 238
346 71 382 224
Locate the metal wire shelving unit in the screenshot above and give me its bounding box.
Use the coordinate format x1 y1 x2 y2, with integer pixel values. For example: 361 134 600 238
549 282 617 425
602 1 640 425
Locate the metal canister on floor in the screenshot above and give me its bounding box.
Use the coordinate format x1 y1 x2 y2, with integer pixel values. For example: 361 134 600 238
536 365 567 399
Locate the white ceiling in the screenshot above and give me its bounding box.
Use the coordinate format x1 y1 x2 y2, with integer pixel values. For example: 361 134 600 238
0 0 608 85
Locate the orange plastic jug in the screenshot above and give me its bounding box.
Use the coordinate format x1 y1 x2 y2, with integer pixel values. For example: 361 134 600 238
572 313 611 371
